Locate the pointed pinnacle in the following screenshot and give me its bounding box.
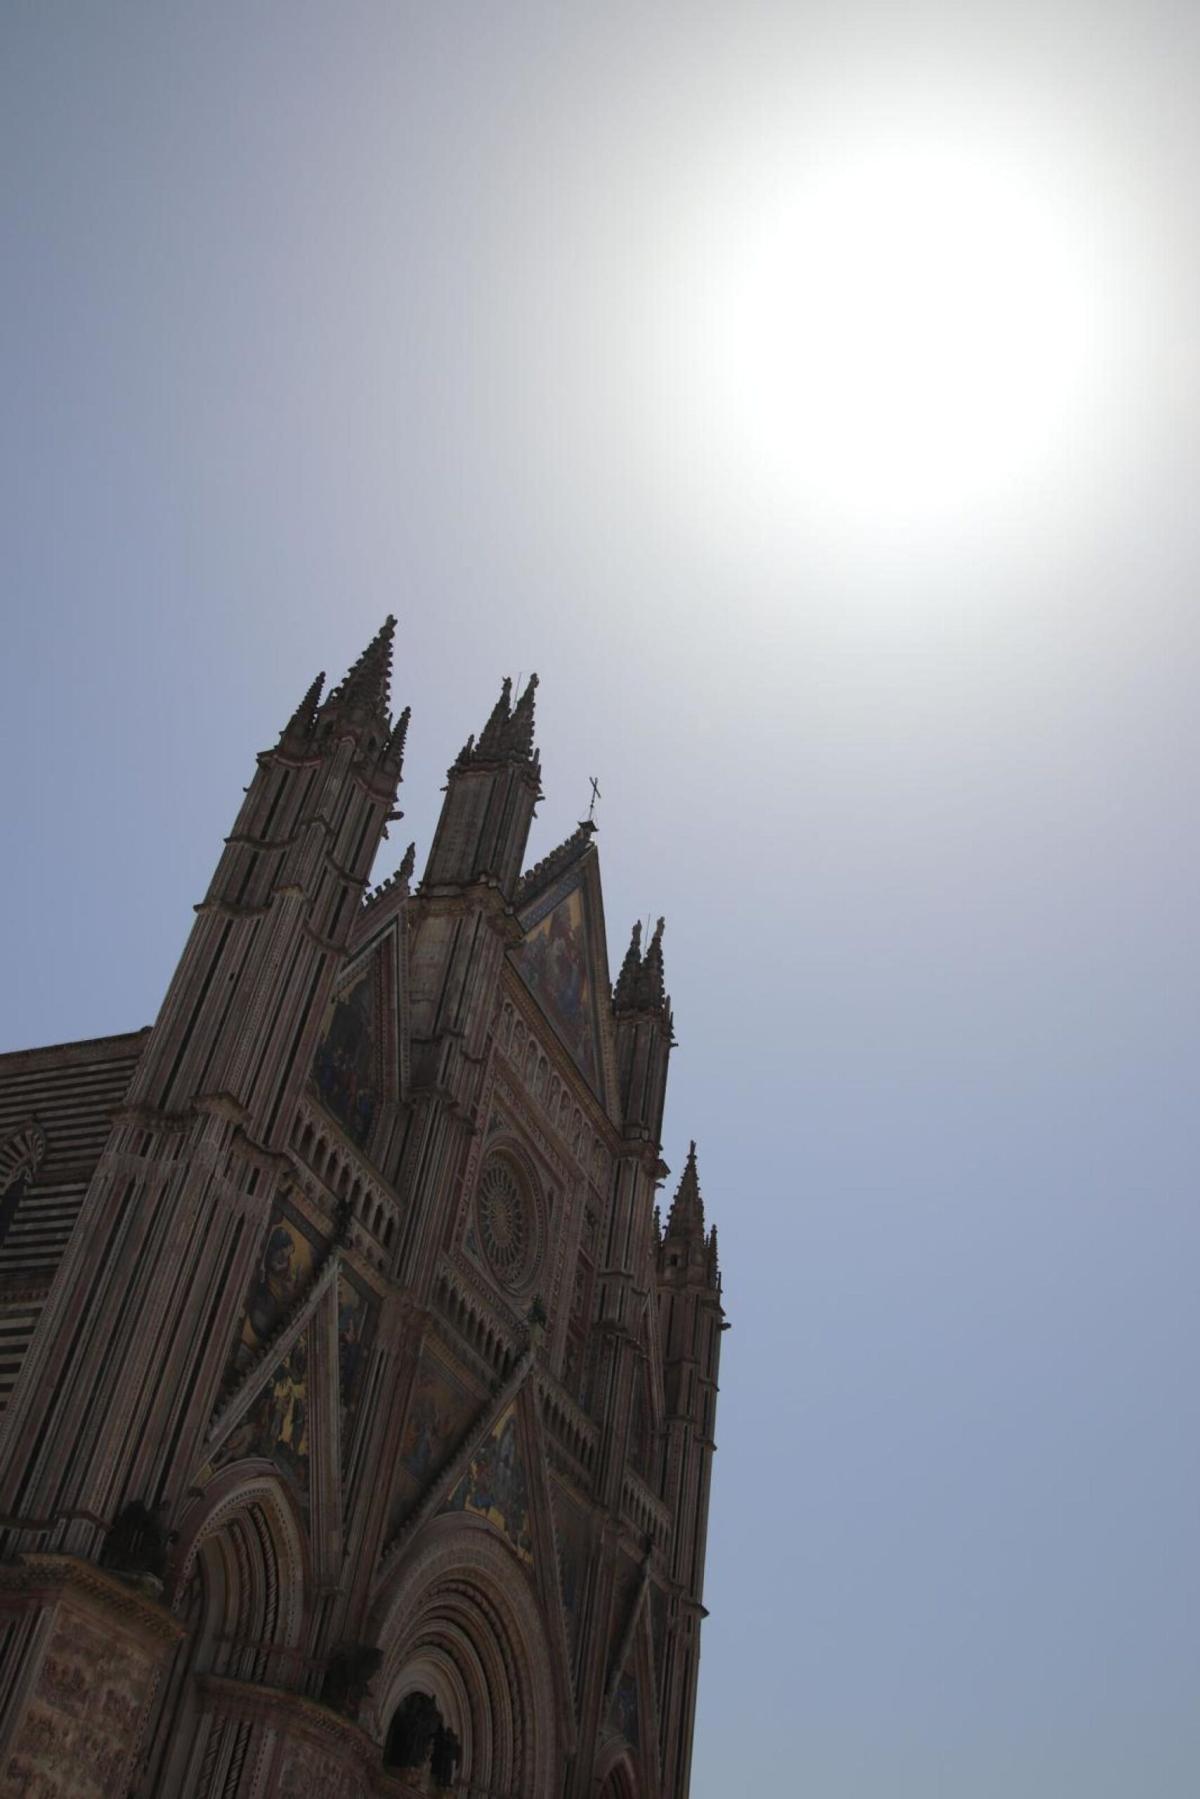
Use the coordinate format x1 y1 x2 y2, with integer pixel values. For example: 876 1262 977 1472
613 919 643 1009
385 703 411 766
280 670 325 743
640 915 666 1009
667 1139 705 1239
476 676 514 755
399 841 416 883
502 672 539 759
328 614 396 720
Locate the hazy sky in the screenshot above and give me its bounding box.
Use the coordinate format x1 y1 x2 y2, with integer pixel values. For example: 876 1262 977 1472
4 5 1199 1793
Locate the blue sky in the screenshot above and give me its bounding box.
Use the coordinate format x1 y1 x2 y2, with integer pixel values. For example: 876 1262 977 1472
3 5 1199 1791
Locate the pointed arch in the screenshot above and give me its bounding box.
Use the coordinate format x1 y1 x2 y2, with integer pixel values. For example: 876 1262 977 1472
594 1741 640 1798
369 1513 565 1799
146 1468 309 1798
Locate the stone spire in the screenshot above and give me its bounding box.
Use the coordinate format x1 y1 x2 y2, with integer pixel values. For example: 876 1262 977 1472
666 1140 705 1241
474 676 514 757
381 703 411 778
503 673 538 759
325 614 396 724
612 920 643 1011
640 915 667 1012
279 670 325 746
614 915 670 1022
424 674 543 894
457 673 540 768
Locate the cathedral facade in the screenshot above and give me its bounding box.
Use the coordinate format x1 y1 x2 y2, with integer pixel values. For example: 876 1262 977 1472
0 619 724 1798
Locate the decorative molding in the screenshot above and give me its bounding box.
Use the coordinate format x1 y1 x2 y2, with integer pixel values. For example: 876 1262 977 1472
0 1553 186 1643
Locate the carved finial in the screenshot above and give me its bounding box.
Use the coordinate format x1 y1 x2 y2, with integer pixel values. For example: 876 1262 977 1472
325 615 396 722
476 676 514 755
639 916 666 1010
613 919 643 1010
665 1139 705 1241
503 672 539 759
385 703 411 768
279 671 325 744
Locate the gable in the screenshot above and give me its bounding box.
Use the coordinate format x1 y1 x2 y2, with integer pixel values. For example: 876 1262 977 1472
310 921 406 1155
439 1402 534 1565
312 954 383 1147
517 886 598 1085
513 849 617 1113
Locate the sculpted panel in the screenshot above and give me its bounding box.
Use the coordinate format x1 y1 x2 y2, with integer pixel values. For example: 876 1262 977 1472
4 1612 157 1798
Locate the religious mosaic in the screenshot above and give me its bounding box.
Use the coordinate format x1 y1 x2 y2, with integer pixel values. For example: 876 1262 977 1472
312 958 381 1145
612 1671 640 1750
337 1273 373 1468
217 1326 312 1494
518 887 597 1083
440 1404 534 1564
228 1202 317 1381
552 1486 591 1670
401 1355 475 1485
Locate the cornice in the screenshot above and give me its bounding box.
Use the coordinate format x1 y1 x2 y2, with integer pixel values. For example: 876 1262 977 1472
0 1553 186 1643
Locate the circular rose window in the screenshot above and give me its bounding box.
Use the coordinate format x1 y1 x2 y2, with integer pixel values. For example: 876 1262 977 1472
476 1154 538 1290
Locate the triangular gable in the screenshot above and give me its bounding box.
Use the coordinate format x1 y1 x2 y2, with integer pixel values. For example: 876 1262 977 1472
439 1401 534 1564
310 927 405 1152
513 849 617 1111
209 1299 324 1508
377 1380 578 1752
550 1479 593 1701
204 1195 380 1580
606 1593 663 1787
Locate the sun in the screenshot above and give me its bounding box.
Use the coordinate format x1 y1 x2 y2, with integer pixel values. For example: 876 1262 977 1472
660 122 1115 546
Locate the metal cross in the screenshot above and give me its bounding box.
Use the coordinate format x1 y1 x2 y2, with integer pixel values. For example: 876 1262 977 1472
587 776 601 820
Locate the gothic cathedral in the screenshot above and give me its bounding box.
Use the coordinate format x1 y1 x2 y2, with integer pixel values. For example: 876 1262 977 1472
0 619 724 1798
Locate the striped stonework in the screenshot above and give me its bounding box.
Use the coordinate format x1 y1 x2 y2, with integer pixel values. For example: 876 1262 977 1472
0 1029 146 1410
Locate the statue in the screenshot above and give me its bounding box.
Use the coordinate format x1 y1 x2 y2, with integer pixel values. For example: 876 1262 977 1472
430 1723 462 1788
100 1500 171 1583
321 1643 382 1722
385 1690 443 1769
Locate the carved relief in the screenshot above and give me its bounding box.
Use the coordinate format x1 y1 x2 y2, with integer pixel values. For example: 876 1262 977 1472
4 1612 156 1798
276 1738 369 1799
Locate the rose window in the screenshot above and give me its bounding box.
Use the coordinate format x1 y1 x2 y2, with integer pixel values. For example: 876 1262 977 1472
477 1155 537 1289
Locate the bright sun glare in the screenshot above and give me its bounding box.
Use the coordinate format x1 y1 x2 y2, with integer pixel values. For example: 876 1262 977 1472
667 126 1117 544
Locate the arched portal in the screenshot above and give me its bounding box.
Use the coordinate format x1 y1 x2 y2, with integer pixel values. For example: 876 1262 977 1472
596 1759 639 1799
371 1514 564 1799
146 1472 307 1798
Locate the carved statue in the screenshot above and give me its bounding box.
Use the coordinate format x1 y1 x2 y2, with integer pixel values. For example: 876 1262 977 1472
99 1500 170 1582
320 1643 382 1721
430 1723 462 1788
385 1690 443 1769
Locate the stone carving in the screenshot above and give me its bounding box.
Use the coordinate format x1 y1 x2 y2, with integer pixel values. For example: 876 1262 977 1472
4 1611 155 1798
477 1153 535 1289
385 1690 442 1767
384 1691 462 1789
100 1500 171 1584
320 1643 382 1722
430 1722 463 1788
